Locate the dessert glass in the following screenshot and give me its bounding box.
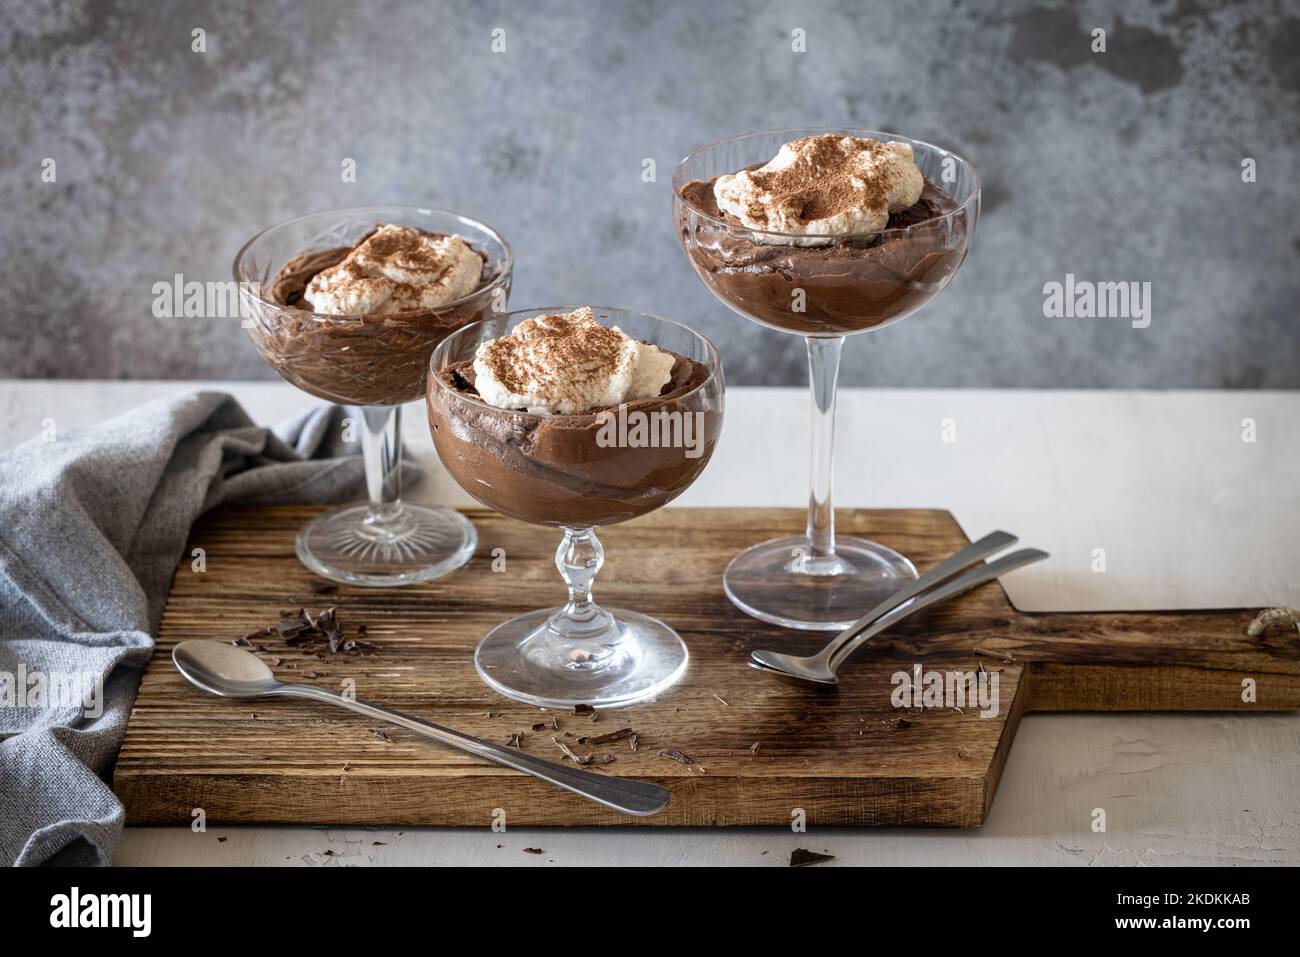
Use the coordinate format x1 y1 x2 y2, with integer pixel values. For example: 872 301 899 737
234 205 513 586
427 308 724 708
674 129 979 629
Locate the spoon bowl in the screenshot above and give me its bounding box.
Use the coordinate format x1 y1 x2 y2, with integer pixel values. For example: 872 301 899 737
750 649 839 683
173 640 280 698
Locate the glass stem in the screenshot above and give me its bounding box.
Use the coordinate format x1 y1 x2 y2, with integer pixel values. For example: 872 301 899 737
549 527 615 642
805 335 844 561
359 404 402 526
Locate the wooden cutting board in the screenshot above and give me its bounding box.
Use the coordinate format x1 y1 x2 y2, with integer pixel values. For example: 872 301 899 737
115 506 1299 827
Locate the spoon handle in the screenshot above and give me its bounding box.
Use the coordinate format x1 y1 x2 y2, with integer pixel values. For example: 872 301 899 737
275 683 669 817
827 548 1049 672
821 530 1018 663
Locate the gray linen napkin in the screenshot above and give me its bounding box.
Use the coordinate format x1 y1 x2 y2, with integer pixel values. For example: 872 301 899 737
0 391 373 866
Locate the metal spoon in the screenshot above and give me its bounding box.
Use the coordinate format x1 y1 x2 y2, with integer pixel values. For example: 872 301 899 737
750 545 1048 684
171 640 669 817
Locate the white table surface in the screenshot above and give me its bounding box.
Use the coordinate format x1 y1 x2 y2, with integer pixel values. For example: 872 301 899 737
2 380 1297 866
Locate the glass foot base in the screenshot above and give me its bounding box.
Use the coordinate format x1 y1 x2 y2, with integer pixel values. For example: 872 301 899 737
295 503 476 587
723 535 918 631
474 607 689 709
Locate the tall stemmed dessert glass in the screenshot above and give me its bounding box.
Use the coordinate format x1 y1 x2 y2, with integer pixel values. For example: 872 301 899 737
674 129 979 629
427 307 724 708
235 206 512 586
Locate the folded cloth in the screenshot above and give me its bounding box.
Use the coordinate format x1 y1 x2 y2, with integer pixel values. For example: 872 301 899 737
0 391 374 866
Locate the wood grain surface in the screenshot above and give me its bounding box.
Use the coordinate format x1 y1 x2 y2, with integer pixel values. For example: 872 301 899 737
114 506 1299 828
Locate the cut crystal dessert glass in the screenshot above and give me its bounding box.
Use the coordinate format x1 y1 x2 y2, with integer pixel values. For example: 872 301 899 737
234 205 512 586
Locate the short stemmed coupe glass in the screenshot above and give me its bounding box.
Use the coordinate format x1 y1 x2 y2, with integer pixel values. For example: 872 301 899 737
234 205 512 586
674 129 979 629
427 308 724 708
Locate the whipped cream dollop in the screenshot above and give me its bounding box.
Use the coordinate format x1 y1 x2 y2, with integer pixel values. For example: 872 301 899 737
713 135 924 244
472 307 675 414
304 224 482 315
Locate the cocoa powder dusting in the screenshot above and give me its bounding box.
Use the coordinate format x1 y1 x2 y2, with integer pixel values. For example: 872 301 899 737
750 136 895 225
479 309 625 396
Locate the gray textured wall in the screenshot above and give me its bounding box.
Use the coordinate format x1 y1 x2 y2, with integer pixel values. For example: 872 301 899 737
2 0 1297 388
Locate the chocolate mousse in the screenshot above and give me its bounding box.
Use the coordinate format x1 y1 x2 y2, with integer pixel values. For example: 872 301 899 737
676 135 969 335
248 224 506 406
427 308 720 528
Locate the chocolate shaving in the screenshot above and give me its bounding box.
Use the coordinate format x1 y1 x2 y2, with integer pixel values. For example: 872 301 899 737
317 606 344 653
629 732 639 752
506 732 523 748
749 741 761 755
659 748 696 765
523 847 544 855
276 609 314 639
790 848 835 867
573 704 595 716
578 727 634 746
262 606 376 656
368 728 392 743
